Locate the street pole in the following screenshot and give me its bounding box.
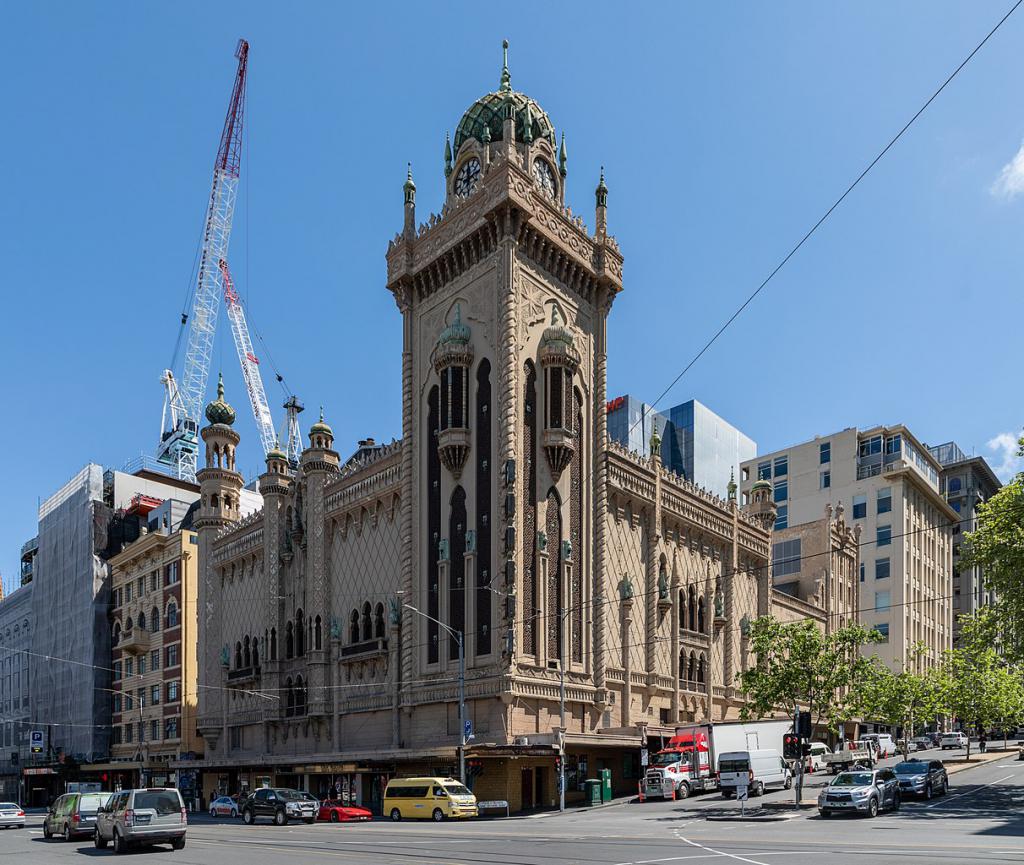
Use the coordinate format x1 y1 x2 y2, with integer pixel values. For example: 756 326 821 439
458 631 466 785
559 634 566 813
404 603 467 785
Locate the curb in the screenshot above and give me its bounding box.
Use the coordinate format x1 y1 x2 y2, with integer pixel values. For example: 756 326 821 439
706 810 802 823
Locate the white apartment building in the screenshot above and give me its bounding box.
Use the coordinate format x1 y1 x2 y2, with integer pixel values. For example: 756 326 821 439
741 425 956 671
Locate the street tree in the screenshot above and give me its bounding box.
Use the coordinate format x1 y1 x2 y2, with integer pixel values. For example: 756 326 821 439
960 446 1024 662
737 617 882 733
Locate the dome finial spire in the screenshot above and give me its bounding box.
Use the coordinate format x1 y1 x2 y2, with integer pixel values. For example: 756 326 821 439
499 39 511 91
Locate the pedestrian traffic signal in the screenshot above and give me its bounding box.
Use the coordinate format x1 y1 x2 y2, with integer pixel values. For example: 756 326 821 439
783 733 800 760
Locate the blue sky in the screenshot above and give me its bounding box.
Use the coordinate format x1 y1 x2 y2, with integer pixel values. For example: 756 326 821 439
1 1 1022 594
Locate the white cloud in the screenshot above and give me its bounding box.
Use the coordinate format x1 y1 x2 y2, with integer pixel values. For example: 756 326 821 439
987 431 1024 482
990 141 1024 200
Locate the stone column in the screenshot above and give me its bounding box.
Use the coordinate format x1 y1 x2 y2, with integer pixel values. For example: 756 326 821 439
620 596 634 728
670 551 680 722
592 287 610 705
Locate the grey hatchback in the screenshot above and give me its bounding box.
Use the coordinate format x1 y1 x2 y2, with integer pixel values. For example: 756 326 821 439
44 791 112 840
94 787 186 853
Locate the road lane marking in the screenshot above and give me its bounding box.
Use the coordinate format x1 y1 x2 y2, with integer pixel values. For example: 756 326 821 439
925 774 1014 808
673 827 771 865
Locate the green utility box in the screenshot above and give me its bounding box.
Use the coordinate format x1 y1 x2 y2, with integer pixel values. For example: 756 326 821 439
584 779 602 806
600 768 612 802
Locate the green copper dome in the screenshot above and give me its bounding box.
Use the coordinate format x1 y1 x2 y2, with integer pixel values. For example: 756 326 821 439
266 443 287 462
205 373 236 426
438 304 471 347
309 406 333 438
751 478 772 494
453 41 556 154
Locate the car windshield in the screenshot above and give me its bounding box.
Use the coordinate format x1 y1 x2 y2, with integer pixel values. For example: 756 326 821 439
894 762 926 774
274 789 304 801
444 784 472 797
832 773 873 787
79 794 109 813
652 751 686 766
134 791 181 815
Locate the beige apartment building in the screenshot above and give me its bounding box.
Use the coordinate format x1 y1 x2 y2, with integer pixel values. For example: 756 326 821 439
108 498 202 791
742 425 956 671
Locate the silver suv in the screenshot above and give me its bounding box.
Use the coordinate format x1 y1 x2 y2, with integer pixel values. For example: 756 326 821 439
94 788 186 853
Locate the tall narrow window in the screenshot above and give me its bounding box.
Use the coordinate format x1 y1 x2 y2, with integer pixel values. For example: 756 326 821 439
475 360 492 656
546 489 563 659
427 385 441 663
569 389 584 663
522 361 538 656
450 486 467 660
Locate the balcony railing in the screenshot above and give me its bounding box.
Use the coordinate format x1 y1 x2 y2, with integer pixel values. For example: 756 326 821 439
340 637 388 658
227 666 260 683
118 629 151 653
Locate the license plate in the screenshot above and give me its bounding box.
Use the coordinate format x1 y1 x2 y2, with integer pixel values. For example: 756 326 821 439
135 815 151 825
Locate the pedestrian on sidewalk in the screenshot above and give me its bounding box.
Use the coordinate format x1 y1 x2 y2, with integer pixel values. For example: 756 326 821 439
979 732 988 754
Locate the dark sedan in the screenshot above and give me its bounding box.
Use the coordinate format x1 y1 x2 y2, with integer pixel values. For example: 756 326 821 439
893 759 948 800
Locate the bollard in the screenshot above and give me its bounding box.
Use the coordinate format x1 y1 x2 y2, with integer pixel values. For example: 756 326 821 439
638 781 645 803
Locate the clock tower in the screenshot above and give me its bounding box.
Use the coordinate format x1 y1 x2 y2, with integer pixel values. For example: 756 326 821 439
386 41 623 729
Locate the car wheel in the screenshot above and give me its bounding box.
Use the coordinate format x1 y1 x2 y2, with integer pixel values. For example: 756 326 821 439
754 782 764 798
819 809 831 818
43 822 51 840
390 808 402 822
330 811 339 822
941 778 949 795
892 793 901 812
274 809 288 826
210 808 217 817
432 808 445 822
677 782 690 800
113 830 127 855
242 809 254 825
232 809 238 818
866 797 879 818
721 790 733 799
784 775 793 790
94 831 108 849
64 823 73 842
172 837 185 850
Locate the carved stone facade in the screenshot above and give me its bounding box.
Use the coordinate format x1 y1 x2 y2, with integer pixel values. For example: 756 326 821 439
191 47 843 812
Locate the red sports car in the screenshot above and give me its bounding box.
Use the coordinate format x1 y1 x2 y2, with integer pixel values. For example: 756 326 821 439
317 800 373 823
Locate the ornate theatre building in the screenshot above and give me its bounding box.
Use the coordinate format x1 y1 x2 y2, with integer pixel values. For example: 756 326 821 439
192 45 853 812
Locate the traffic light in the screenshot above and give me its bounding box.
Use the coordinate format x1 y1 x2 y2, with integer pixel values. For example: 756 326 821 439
783 733 800 760
801 742 812 757
796 711 812 740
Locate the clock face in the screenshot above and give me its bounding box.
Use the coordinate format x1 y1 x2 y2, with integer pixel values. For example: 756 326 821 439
533 158 555 198
454 158 481 197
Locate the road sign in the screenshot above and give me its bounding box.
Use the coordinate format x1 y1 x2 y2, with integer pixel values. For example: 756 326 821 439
735 783 749 801
464 720 473 739
640 748 649 767
30 731 44 754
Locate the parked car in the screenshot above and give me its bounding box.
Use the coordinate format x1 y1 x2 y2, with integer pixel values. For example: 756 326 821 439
893 759 948 799
209 795 240 818
317 799 373 822
818 768 900 818
909 736 932 752
860 733 897 759
718 750 792 798
941 732 969 750
926 732 943 747
43 791 111 840
94 787 187 853
241 788 317 825
0 802 25 829
299 791 320 810
806 742 832 772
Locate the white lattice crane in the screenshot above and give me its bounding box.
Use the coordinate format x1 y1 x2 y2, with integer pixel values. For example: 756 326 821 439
157 39 249 482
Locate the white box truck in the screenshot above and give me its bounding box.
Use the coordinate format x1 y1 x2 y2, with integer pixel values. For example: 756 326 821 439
642 719 793 799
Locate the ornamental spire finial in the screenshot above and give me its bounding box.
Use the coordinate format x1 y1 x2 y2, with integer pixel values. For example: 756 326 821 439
444 132 453 177
499 39 511 91
216 372 225 402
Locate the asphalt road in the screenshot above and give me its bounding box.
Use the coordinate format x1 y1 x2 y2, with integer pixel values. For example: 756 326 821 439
0 747 1020 864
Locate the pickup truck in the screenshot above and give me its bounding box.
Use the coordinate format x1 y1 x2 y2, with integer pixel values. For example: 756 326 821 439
823 741 873 774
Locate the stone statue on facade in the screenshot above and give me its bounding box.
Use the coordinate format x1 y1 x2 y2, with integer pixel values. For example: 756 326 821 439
330 616 342 640
388 595 401 626
220 644 229 667
657 569 669 601
466 529 476 553
439 538 450 561
618 575 634 600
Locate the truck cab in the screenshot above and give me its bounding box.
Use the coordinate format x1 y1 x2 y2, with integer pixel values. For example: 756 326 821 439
643 730 713 799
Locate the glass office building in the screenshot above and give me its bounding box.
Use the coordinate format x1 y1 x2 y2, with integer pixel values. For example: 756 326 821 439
606 396 756 499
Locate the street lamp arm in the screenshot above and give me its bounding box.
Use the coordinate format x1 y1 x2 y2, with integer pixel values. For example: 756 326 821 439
404 603 463 642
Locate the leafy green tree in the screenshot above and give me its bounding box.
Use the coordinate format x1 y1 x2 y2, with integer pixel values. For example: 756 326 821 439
852 648 946 759
960 453 1024 662
737 617 882 733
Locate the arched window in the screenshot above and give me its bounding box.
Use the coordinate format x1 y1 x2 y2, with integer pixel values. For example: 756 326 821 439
126 616 134 633
112 621 122 645
678 648 686 682
166 601 179 629
361 602 372 642
949 477 962 494
697 653 706 685
137 612 147 632
697 597 706 634
234 641 242 669
687 586 697 632
243 636 251 669
151 606 160 632
314 615 322 651
285 621 294 659
374 603 385 639
295 609 305 657
295 676 306 716
687 652 696 685
349 610 360 644
252 636 260 669
269 627 278 661
285 677 294 717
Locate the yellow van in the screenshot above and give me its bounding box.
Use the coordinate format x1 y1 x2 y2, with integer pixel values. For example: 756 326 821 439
384 777 478 821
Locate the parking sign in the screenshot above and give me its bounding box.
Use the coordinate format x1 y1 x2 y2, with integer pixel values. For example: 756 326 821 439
30 731 44 754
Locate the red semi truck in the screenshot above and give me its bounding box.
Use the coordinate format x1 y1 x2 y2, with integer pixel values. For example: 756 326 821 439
641 719 793 799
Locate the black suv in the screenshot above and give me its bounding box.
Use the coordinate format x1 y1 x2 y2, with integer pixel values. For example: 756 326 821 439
241 788 317 825
893 759 948 799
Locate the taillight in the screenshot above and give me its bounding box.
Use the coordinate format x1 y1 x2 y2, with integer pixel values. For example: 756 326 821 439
124 809 134 827
72 814 80 823
16 810 24 817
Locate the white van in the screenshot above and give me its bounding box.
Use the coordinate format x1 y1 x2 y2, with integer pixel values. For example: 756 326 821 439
718 750 792 797
806 741 832 772
861 733 896 758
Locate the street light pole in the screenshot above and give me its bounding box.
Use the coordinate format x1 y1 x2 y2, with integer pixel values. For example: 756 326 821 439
404 603 466 784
